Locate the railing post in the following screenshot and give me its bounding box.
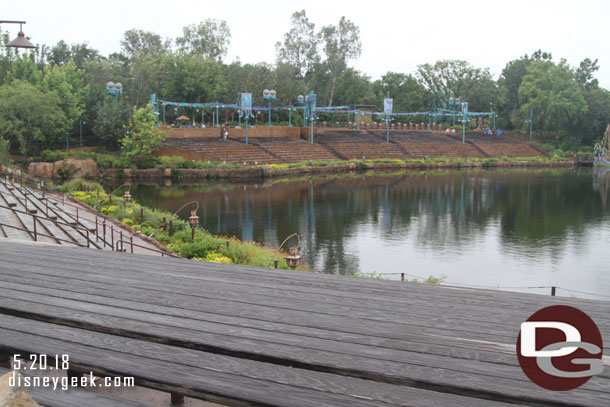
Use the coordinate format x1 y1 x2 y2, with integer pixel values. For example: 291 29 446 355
130 236 133 253
171 393 184 405
140 208 144 224
103 220 106 247
86 229 90 248
95 217 98 241
401 273 405 282
76 207 79 223
169 220 173 237
120 231 123 252
32 214 37 241
274 260 278 269
111 227 114 251
45 198 49 217
551 286 556 296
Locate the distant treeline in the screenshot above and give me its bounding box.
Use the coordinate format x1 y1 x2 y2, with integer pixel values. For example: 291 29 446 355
0 11 609 157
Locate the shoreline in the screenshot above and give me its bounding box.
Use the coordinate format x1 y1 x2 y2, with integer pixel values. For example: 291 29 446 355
101 159 575 181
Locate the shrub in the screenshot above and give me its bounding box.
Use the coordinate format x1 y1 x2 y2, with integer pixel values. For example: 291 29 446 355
40 149 68 162
134 156 160 169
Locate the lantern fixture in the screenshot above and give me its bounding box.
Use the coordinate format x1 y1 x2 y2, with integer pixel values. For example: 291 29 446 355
285 247 302 269
2 21 37 49
173 201 200 241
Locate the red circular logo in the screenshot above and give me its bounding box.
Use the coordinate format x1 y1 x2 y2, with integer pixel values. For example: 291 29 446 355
516 305 603 391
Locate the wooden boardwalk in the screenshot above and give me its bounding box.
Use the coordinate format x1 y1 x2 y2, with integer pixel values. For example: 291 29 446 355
0 240 608 406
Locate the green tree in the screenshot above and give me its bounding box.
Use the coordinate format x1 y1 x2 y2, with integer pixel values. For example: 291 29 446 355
5 54 42 86
332 68 374 106
320 17 361 106
40 59 87 132
575 57 600 90
0 80 65 160
374 72 429 112
0 136 10 165
416 60 497 112
176 19 231 61
122 106 164 157
92 97 131 147
518 60 588 136
275 10 319 78
162 54 226 103
120 29 169 58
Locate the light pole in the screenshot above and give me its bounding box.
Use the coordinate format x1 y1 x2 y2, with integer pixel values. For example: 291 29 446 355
524 106 533 142
305 92 317 144
461 102 469 144
263 89 276 127
79 119 86 147
106 82 123 100
173 201 199 241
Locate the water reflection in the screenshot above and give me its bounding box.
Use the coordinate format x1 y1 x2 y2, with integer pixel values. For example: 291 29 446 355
126 168 610 299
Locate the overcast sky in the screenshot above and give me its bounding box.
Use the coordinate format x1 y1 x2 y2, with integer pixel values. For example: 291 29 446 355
5 0 610 89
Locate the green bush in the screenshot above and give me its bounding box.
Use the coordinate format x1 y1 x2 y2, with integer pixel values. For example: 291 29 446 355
40 150 68 162
134 156 160 169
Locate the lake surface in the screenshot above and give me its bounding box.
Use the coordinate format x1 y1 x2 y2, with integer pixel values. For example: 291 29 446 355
128 168 610 300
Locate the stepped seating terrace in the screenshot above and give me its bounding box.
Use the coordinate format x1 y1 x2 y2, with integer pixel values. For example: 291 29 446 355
161 129 547 164
401 142 486 159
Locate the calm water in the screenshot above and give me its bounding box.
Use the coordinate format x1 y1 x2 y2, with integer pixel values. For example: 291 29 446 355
127 168 610 300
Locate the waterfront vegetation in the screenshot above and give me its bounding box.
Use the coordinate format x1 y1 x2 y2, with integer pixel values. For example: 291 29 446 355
60 179 307 271
24 149 571 177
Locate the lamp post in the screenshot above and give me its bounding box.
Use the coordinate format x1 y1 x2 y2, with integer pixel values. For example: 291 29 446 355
79 119 86 147
461 102 469 144
106 82 123 100
263 89 276 127
105 184 131 204
173 201 199 241
530 105 534 143
2 21 37 50
305 92 317 144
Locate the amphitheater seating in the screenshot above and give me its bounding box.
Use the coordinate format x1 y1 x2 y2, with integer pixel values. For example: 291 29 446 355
161 130 546 164
261 141 340 162
472 142 541 158
401 142 486 159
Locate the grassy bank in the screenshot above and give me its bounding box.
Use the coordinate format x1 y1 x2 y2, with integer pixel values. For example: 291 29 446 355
60 179 307 271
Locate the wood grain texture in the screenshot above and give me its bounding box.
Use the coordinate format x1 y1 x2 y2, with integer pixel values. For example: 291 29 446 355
0 241 609 407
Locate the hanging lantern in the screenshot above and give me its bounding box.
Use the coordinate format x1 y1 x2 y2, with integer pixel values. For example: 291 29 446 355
123 190 132 202
285 247 302 269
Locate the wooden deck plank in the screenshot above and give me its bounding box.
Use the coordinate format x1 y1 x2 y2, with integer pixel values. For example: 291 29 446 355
1 241 609 406
0 316 518 407
1 258 609 348
0 367 147 407
0 291 608 406
0 273 527 364
2 244 609 324
3 243 608 320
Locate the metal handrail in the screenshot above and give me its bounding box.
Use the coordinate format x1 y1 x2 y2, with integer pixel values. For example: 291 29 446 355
0 203 118 251
0 204 92 233
0 181 117 249
114 239 181 258
0 221 92 249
